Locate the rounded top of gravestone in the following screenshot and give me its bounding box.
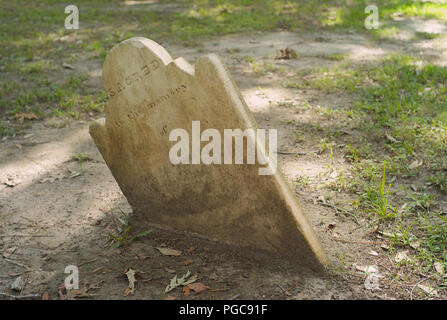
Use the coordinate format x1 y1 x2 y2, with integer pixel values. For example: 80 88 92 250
102 37 193 104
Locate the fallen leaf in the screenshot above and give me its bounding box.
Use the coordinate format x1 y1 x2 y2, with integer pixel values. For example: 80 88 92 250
62 63 74 70
164 267 176 274
353 263 367 273
124 268 136 296
123 287 132 296
15 144 22 150
409 160 422 170
9 112 38 124
164 295 177 300
394 250 412 263
417 283 438 297
69 171 81 179
42 292 50 300
183 285 190 296
385 133 400 144
59 281 102 300
165 271 197 293
365 265 378 274
409 239 421 249
157 247 182 256
184 260 191 266
64 289 96 299
2 247 17 258
274 48 298 60
369 250 379 256
186 282 210 294
434 262 444 276
8 272 21 277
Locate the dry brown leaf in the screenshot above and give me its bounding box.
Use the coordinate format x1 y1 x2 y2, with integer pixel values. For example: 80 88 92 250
274 48 298 60
125 268 136 295
184 260 191 266
156 247 182 256
58 282 101 300
10 112 38 124
353 263 367 273
183 285 190 296
187 282 210 294
123 287 132 296
42 292 50 300
8 272 21 277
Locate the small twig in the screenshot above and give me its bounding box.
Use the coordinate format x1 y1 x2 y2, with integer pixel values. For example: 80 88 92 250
211 288 229 292
229 293 240 300
79 258 97 267
0 292 40 299
317 202 361 225
3 258 32 271
275 151 299 155
276 284 291 296
275 150 315 155
332 237 385 245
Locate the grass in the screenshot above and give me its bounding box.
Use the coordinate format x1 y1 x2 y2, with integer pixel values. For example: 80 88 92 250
360 161 396 219
72 152 92 172
2 0 447 133
299 50 447 271
107 209 153 248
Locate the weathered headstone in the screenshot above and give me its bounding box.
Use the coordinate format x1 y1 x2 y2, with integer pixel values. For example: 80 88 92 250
90 37 328 270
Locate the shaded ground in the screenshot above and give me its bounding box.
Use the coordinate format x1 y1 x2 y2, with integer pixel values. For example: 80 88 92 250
1 1 447 300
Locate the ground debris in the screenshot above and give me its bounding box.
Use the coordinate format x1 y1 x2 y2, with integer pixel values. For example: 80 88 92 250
274 48 298 60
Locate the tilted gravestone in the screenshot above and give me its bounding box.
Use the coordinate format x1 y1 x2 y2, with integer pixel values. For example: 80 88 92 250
90 37 329 270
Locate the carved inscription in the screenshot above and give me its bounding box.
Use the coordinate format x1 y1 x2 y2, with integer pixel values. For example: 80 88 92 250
112 84 188 131
126 84 187 120
134 84 187 112
106 60 160 98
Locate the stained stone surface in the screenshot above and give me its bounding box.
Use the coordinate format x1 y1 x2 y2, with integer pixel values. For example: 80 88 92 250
90 37 329 270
